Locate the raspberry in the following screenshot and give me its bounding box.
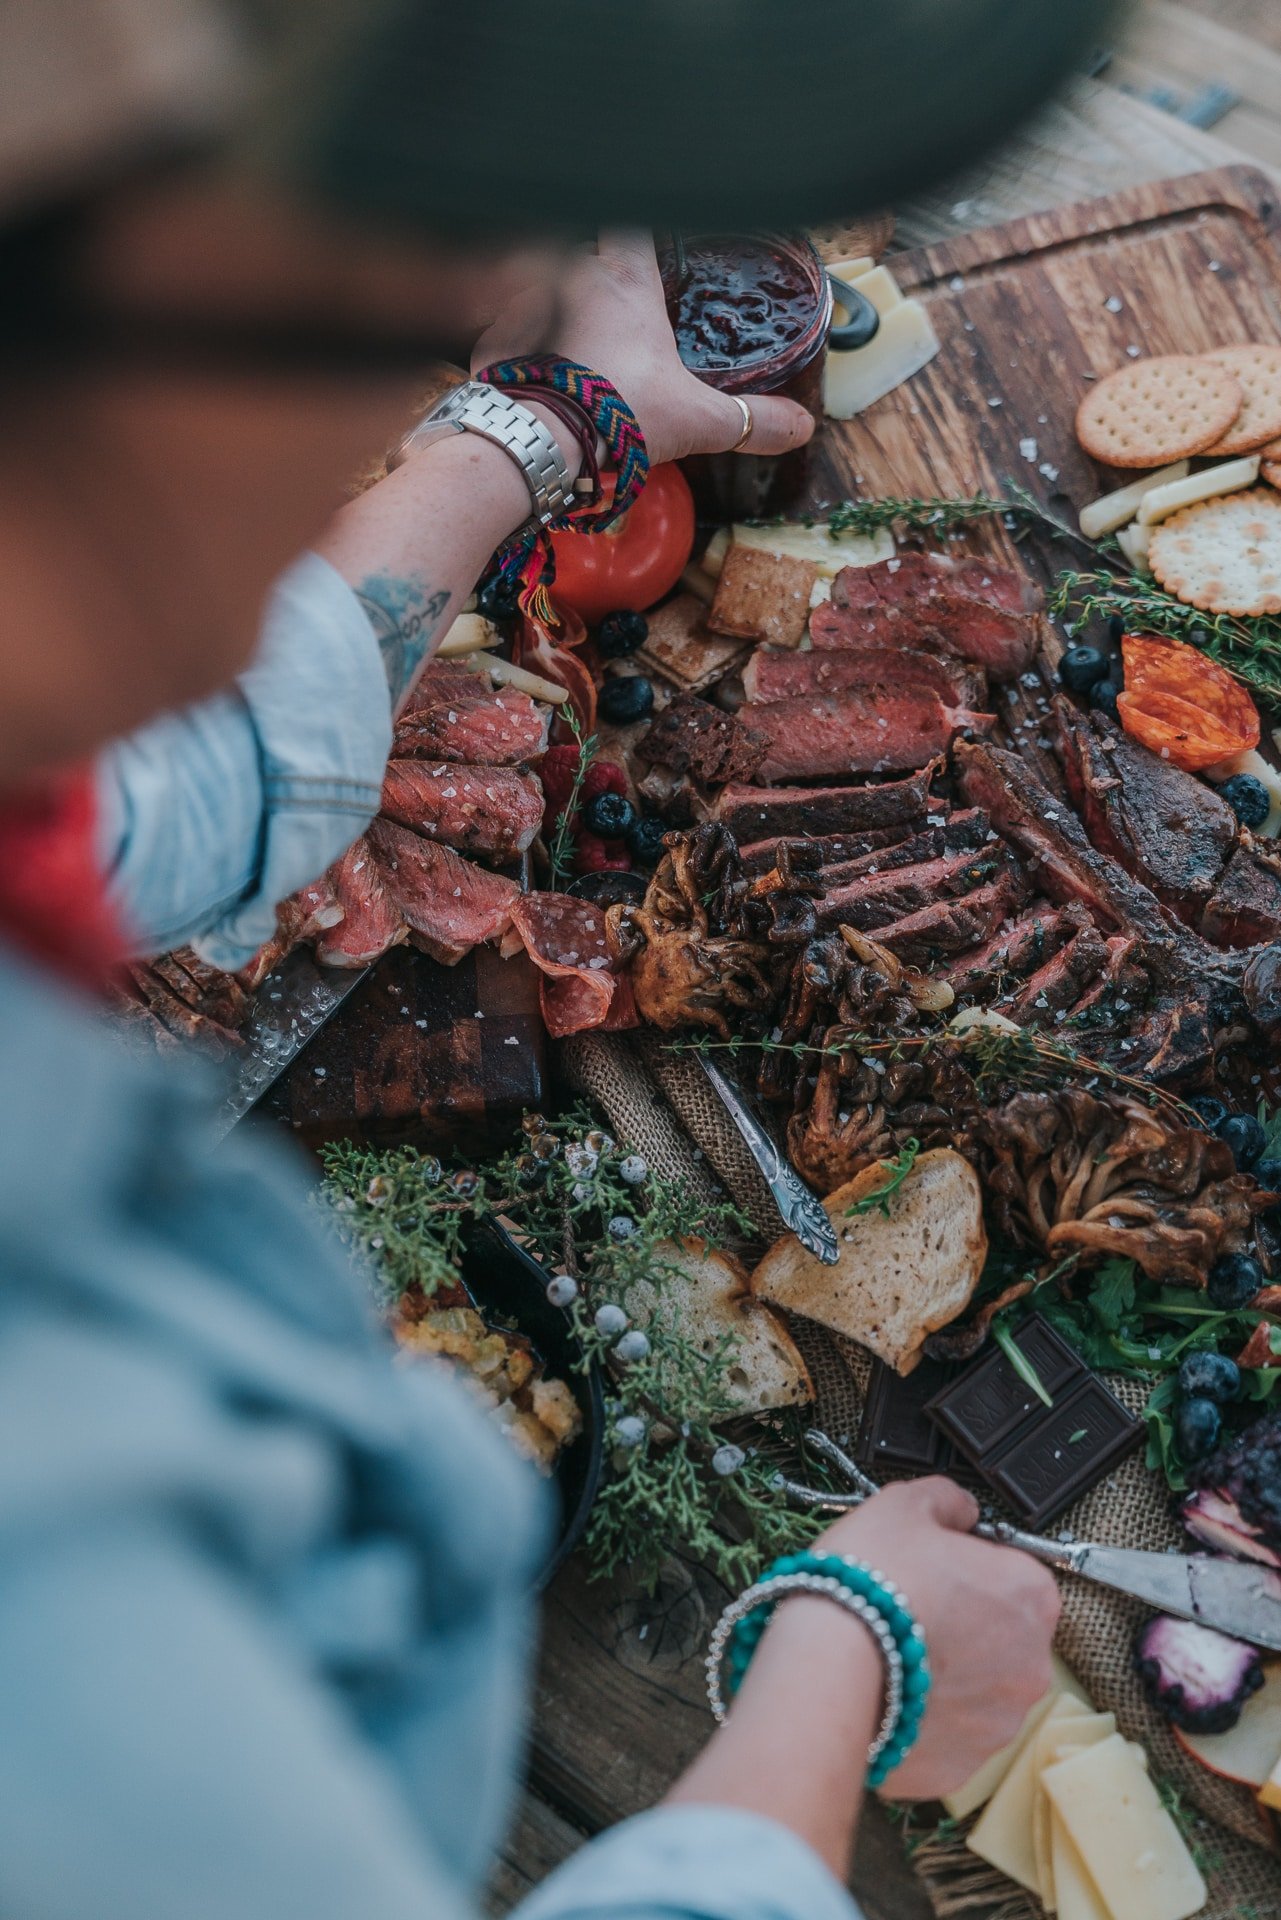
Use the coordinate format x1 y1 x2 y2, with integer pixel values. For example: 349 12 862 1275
582 759 628 800
539 744 582 809
574 832 631 874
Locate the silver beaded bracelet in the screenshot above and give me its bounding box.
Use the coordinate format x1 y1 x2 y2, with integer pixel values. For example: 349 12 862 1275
704 1570 904 1766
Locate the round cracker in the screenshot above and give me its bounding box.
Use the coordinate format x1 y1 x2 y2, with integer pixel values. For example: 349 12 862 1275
1149 486 1281 616
1075 354 1242 468
1201 343 1281 456
1262 459 1281 494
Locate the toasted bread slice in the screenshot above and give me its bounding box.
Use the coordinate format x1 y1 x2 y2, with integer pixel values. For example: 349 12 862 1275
749 1149 986 1375
632 1237 814 1414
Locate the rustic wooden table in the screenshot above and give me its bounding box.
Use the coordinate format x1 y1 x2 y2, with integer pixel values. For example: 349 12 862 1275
488 78 1270 1920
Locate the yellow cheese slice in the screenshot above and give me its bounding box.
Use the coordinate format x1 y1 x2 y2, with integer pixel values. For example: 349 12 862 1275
1079 462 1189 540
729 519 896 578
943 1690 1058 1822
1052 1812 1111 1920
968 1696 1092 1893
1135 455 1261 526
826 255 875 284
436 611 499 657
703 527 731 578
1206 746 1281 839
1032 1709 1118 1909
1040 1733 1207 1920
823 297 940 420
838 264 905 322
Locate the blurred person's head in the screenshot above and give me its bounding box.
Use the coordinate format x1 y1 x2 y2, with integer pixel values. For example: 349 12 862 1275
0 0 1118 782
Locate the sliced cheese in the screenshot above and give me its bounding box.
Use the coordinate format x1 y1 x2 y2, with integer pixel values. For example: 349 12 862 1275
703 527 731 578
969 1696 1091 1893
729 518 895 577
827 254 875 285
1135 455 1261 526
1079 462 1189 540
1206 747 1281 839
1115 520 1152 571
823 296 940 419
678 560 718 605
838 264 905 322
1052 1812 1111 1920
464 650 568 704
1031 1709 1118 1909
1040 1733 1207 1920
436 611 498 657
944 1690 1058 1821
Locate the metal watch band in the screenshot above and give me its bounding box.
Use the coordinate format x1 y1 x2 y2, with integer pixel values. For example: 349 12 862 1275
387 380 575 530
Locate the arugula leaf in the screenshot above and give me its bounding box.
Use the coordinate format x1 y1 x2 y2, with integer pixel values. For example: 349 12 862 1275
1089 1258 1138 1334
1257 1098 1281 1163
845 1138 920 1218
1144 1375 1188 1491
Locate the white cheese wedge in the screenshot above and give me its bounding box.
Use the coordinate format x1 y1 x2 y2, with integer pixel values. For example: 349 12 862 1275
1205 747 1281 839
678 560 718 605
836 264 905 323
1052 1812 1111 1920
465 650 568 704
968 1696 1092 1893
1040 1733 1207 1920
823 296 940 419
730 519 896 577
1115 520 1152 571
436 611 498 657
1031 1709 1118 1908
826 255 875 285
703 527 731 578
1079 462 1189 540
1135 455 1261 526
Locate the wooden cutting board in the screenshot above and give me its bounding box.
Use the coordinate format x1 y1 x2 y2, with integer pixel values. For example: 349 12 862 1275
810 163 1281 558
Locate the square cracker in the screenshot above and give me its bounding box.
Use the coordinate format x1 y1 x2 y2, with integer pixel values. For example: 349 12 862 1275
707 543 818 649
640 591 748 692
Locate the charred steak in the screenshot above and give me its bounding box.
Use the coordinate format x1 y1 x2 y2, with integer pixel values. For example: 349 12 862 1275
715 762 940 841
747 688 993 784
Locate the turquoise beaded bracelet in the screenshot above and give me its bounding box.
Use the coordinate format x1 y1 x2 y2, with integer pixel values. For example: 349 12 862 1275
707 1552 931 1789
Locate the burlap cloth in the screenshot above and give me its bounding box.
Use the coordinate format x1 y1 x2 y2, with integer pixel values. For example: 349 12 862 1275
560 1030 1281 1919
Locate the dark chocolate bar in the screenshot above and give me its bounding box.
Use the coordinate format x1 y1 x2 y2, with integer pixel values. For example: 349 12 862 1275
925 1313 1141 1529
855 1357 958 1475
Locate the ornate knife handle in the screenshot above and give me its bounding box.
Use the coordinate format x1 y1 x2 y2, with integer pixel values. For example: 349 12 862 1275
696 1053 840 1264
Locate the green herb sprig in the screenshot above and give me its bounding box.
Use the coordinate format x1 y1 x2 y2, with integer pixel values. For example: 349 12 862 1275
546 706 598 890
1050 568 1281 710
845 1137 920 1217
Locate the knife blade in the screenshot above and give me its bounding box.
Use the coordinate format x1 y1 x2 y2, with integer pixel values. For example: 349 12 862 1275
212 948 371 1141
694 1051 839 1265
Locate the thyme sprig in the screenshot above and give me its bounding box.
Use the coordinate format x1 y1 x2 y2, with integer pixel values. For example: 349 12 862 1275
1050 567 1281 709
819 493 1014 538
546 706 597 890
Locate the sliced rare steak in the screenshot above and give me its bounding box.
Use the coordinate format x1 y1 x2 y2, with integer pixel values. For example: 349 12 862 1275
1005 924 1110 1023
379 760 543 858
1201 847 1281 948
747 689 993 784
861 869 1029 964
316 835 408 967
813 552 1042 679
392 686 549 766
716 762 940 841
818 809 992 887
741 642 987 711
741 824 909 876
1053 698 1235 924
818 847 1011 930
367 818 520 965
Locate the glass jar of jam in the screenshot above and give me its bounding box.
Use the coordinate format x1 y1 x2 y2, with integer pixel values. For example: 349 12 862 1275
659 230 833 520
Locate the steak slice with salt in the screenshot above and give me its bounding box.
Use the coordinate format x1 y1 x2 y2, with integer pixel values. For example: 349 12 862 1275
316 836 408 967
742 643 987 710
860 870 1029 964
1202 847 1281 948
716 762 939 842
944 903 1086 998
393 687 548 766
379 760 543 858
817 551 1041 679
747 689 993 783
819 846 1011 930
818 809 990 887
1006 924 1110 1023
368 818 519 964
743 825 908 876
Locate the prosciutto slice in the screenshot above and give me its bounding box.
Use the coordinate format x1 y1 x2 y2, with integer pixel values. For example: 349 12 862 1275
506 892 619 1036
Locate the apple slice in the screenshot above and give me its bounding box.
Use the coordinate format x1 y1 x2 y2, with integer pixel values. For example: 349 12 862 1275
1175 1659 1281 1788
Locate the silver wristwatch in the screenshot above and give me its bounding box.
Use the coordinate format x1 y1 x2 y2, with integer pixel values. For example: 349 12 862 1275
387 380 574 532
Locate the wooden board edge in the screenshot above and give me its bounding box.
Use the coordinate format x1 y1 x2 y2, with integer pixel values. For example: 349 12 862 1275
893 162 1281 292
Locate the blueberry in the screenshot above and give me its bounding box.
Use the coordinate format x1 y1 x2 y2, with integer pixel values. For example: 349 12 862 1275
583 791 635 839
597 610 648 658
1090 679 1120 720
1176 1396 1222 1462
1220 773 1271 831
599 675 654 725
1107 613 1125 645
1207 1252 1265 1310
1059 644 1110 694
1255 1157 1281 1207
476 573 522 623
1216 1112 1266 1168
1188 626 1211 650
1189 1094 1229 1131
626 814 669 867
1178 1351 1241 1404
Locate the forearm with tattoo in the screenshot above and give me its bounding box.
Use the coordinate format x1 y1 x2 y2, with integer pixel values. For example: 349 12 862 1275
354 571 452 709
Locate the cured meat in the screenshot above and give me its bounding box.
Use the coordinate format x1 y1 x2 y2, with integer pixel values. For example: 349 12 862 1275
814 552 1042 679
393 687 549 766
861 870 1029 963
747 690 993 784
944 903 1085 998
716 762 940 841
742 643 987 710
379 760 543 858
1054 697 1235 924
819 847 1011 931
316 836 407 967
368 819 519 964
1202 848 1281 949
818 809 991 888
507 892 619 1036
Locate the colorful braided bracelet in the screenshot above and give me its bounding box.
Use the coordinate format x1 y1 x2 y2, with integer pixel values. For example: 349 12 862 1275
705 1553 931 1789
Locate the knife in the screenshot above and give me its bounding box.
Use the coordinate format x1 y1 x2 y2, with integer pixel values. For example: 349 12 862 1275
694 1052 840 1265
212 947 371 1141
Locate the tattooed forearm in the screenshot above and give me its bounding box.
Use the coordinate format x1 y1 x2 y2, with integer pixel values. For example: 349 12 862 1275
354 572 452 707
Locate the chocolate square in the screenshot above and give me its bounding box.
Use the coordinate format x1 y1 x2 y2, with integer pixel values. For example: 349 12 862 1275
855 1358 958 1475
925 1316 1083 1463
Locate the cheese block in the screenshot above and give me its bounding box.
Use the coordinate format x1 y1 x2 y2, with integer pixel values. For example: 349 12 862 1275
464 650 569 704
1040 1733 1207 1920
1079 462 1189 540
827 254 875 285
1031 1708 1118 1908
943 1656 1091 1819
729 519 895 577
1052 1812 1111 1920
436 611 499 657
837 263 905 322
968 1696 1092 1893
1135 454 1261 526
1115 520 1151 569
1206 746 1281 838
703 527 731 578
823 297 940 419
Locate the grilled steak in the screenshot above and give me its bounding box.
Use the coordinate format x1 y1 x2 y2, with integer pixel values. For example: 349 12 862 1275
814 552 1042 679
316 836 408 967
862 869 1029 963
747 689 993 783
368 819 520 964
741 825 909 876
716 762 940 841
1202 848 1281 948
944 903 1084 998
819 847 1010 930
379 760 543 858
818 809 992 888
122 965 242 1056
1006 924 1110 1023
393 686 548 766
742 642 987 710
1054 698 1235 925
150 949 252 1031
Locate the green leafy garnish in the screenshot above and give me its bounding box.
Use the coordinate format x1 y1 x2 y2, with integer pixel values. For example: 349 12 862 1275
546 706 597 891
845 1138 920 1218
993 1318 1053 1408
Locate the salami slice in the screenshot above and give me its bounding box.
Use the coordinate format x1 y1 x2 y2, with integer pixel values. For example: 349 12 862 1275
508 892 618 1036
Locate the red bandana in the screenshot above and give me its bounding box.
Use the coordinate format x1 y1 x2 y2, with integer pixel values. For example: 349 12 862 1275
0 766 125 992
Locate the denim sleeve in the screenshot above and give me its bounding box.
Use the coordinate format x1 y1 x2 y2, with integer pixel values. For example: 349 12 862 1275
510 1806 864 1920
97 552 391 969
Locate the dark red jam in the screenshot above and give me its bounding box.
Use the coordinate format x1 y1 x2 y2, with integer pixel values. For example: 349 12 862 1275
663 238 817 375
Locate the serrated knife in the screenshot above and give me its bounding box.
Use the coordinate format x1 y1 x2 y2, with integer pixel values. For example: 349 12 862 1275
211 947 371 1141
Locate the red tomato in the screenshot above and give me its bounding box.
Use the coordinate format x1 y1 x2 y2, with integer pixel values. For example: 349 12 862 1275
1117 633 1260 772
549 463 695 626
